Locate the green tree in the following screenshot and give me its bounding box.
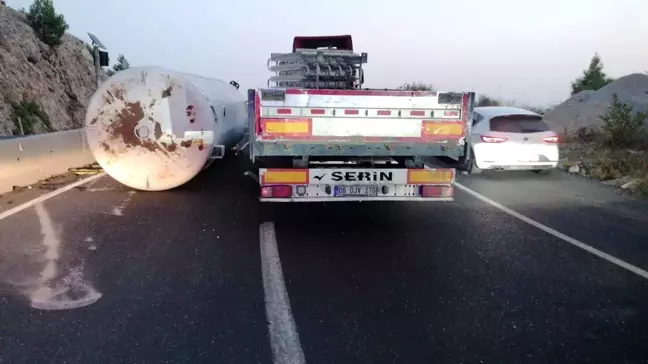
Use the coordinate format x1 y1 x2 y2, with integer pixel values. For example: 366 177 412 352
106 54 131 76
26 0 69 46
570 53 614 95
599 93 646 147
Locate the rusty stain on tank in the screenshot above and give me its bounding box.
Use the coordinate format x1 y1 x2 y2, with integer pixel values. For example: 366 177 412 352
100 141 112 153
113 88 125 101
180 140 192 148
153 121 163 140
186 105 196 123
162 86 172 98
106 102 147 147
161 141 177 153
141 139 164 153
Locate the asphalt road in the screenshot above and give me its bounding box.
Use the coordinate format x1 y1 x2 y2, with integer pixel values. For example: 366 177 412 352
1 157 648 364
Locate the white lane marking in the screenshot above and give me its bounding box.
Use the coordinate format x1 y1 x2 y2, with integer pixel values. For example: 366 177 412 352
259 222 307 364
88 187 116 192
86 175 101 189
455 182 648 280
0 172 106 221
25 202 102 310
112 190 136 216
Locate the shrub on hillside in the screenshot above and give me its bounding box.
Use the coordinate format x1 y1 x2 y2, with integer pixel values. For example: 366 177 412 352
476 95 500 107
399 82 434 91
10 100 52 135
26 0 69 46
599 93 646 147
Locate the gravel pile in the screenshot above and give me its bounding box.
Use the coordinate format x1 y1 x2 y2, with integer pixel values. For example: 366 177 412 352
544 73 648 134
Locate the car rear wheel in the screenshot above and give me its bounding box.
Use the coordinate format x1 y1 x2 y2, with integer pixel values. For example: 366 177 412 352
532 169 552 175
466 148 482 175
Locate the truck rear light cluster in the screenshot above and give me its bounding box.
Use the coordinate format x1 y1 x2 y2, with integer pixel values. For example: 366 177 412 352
261 185 293 198
419 185 454 198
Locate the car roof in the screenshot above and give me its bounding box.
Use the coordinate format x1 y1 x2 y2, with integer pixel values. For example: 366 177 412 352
473 106 540 119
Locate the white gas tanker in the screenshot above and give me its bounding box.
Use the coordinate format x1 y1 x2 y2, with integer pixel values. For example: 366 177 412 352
84 66 247 191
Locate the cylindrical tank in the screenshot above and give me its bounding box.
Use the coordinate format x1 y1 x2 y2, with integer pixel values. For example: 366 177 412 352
84 66 247 191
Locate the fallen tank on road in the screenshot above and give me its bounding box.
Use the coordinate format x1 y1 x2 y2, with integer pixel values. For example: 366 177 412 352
84 66 247 191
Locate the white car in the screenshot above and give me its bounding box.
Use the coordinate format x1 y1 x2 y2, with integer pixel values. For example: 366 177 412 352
464 106 559 174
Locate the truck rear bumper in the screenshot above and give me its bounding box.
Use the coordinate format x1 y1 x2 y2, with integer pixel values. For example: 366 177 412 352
252 140 465 157
257 167 456 202
260 196 454 202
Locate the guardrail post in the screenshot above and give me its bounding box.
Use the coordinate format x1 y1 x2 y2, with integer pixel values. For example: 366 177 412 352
18 117 24 136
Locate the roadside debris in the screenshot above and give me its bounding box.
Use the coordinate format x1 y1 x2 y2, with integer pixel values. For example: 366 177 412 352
69 162 103 176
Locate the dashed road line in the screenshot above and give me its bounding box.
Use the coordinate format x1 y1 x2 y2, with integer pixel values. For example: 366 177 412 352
259 222 307 364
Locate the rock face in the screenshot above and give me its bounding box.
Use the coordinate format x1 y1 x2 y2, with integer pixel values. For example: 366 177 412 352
0 5 101 136
544 73 648 134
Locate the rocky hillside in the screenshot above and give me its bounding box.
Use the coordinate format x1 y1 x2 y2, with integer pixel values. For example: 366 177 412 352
0 4 99 136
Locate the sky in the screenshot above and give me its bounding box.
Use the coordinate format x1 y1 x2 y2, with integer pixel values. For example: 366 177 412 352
8 0 648 107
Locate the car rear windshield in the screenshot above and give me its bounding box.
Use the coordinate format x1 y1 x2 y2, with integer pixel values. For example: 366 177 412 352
489 115 550 133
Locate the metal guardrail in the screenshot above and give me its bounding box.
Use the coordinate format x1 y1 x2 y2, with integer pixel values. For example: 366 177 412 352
0 129 96 194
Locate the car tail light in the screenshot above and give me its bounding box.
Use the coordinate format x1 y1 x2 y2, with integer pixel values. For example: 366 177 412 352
542 136 559 143
480 135 507 143
261 185 293 198
420 185 454 198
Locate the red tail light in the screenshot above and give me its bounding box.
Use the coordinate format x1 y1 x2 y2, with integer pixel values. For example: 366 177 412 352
480 135 507 143
542 136 559 143
420 185 454 198
261 185 293 198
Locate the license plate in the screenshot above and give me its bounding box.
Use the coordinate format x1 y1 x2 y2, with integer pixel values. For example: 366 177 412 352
334 185 379 197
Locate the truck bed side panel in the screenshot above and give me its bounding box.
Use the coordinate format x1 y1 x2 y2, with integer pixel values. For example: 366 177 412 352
250 88 474 158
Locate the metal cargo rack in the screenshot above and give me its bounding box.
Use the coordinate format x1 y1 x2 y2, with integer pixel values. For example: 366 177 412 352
267 48 367 89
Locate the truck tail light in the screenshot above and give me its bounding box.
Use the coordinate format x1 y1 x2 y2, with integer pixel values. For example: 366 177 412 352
420 185 454 198
261 185 293 198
